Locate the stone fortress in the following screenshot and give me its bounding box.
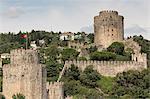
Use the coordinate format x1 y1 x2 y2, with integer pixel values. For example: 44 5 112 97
63 10 147 77
0 10 148 99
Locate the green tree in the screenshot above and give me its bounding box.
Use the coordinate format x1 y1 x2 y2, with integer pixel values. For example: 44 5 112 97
78 57 87 61
39 45 63 82
107 42 125 55
0 94 5 99
12 93 25 99
64 64 80 80
87 33 94 43
61 48 79 61
88 46 97 53
112 69 150 98
90 51 116 61
79 65 101 88
64 80 80 96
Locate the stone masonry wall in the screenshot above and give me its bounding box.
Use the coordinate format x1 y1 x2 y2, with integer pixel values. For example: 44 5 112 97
94 10 124 48
47 82 64 99
0 58 2 68
65 60 146 77
3 49 47 99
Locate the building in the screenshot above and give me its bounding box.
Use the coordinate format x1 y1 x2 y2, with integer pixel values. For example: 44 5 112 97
0 53 10 59
60 32 74 41
30 41 38 50
94 10 124 48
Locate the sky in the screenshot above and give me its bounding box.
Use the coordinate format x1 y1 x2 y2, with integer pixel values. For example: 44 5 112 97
0 0 150 39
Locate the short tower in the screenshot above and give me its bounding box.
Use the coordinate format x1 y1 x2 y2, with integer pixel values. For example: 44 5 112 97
94 10 124 48
47 82 64 99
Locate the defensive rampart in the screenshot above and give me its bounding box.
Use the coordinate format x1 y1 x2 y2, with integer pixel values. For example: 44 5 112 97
47 82 64 99
65 60 146 77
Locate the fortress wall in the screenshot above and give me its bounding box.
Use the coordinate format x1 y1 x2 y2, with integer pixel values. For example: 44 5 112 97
47 82 64 99
3 49 47 99
10 49 39 65
65 60 146 77
3 64 22 99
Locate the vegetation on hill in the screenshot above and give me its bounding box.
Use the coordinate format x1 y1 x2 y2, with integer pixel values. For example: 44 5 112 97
0 31 149 98
62 64 150 99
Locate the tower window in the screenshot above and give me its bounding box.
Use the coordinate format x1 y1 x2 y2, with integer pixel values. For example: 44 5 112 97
112 34 113 36
112 29 113 31
136 57 138 61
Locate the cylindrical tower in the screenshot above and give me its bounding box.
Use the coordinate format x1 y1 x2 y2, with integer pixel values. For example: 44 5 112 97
94 10 124 48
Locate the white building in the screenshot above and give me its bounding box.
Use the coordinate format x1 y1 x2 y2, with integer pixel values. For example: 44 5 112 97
30 41 38 50
60 32 74 41
0 53 10 59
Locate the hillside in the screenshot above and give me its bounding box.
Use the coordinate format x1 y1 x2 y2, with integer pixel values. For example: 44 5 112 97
0 31 150 98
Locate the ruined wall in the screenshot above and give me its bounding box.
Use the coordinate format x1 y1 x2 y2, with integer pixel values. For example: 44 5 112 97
47 82 64 99
3 49 47 99
123 38 141 54
94 10 124 48
65 60 146 77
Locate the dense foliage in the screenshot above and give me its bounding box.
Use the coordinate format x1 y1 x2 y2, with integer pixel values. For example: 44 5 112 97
112 69 150 98
61 48 79 61
62 65 102 98
90 51 116 61
107 42 125 55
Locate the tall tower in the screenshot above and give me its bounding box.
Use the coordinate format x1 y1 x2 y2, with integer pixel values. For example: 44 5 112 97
94 10 124 48
3 49 47 99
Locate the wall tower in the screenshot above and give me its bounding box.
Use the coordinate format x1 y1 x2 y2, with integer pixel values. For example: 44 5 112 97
47 82 64 99
94 10 124 48
3 49 47 99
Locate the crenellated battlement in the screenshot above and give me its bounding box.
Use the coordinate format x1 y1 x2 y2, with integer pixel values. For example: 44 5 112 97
65 60 141 65
47 82 64 88
65 60 146 77
99 10 118 15
10 49 39 65
47 82 64 99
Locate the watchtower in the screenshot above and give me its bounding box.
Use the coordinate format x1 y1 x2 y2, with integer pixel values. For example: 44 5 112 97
94 10 124 48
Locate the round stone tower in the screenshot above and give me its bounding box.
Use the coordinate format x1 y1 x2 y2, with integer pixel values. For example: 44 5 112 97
94 10 124 48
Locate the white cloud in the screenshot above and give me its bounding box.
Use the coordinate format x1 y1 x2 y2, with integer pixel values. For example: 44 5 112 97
125 25 150 40
0 0 149 41
3 6 24 18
